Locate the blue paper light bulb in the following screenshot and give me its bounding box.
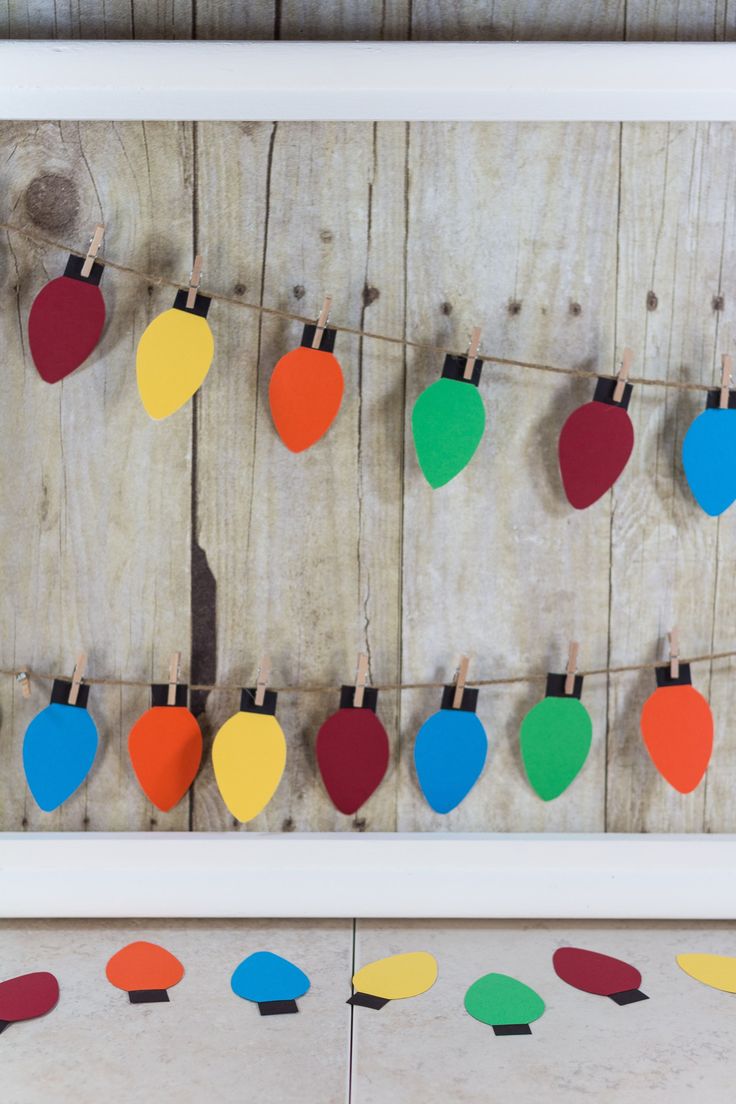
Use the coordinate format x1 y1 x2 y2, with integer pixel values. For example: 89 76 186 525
23 672 98 812
682 364 736 516
231 951 310 1016
414 671 487 813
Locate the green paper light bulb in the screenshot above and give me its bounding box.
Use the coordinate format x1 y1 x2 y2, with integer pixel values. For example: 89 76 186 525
412 338 486 488
464 972 545 1036
520 653 592 801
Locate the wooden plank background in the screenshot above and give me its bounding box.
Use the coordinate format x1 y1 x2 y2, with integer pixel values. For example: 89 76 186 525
2 3 736 834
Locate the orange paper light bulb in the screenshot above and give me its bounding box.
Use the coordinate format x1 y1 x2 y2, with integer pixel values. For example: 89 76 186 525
640 662 713 793
106 941 184 1004
269 317 344 452
128 681 202 812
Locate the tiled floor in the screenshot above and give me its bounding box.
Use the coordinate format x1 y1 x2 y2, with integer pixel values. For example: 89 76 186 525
2 919 735 1103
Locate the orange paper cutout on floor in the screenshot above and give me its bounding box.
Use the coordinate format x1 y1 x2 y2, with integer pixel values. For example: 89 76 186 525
106 941 184 1003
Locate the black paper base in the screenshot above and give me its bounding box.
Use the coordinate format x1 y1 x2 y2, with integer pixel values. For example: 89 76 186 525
441 353 482 388
129 989 170 1004
64 254 104 286
0 1019 9 1034
258 999 299 1016
241 688 278 716
339 685 378 712
706 388 736 410
173 289 211 318
609 988 649 1006
347 992 390 1010
492 1023 532 1036
50 678 90 709
545 673 584 700
593 376 633 410
440 684 479 713
301 323 336 353
151 683 188 707
654 663 692 689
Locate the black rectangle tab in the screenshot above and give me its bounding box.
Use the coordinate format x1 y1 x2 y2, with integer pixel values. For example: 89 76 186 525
50 678 89 709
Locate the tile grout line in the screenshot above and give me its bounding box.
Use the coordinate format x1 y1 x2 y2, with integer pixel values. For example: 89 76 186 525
348 917 357 1104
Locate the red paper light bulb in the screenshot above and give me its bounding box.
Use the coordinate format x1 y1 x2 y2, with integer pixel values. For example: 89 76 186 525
640 659 713 794
28 225 106 383
106 941 184 1004
316 660 389 815
0 972 59 1035
558 358 635 509
553 947 648 1005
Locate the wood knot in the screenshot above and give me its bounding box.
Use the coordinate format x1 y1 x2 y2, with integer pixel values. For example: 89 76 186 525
319 229 333 243
292 284 306 300
713 294 725 312
362 284 380 307
233 283 246 297
24 172 80 232
440 300 453 316
507 298 522 316
646 290 658 311
569 301 582 316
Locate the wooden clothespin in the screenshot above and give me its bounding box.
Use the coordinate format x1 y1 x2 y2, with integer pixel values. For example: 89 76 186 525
186 255 203 310
668 627 680 681
15 671 31 699
312 295 332 350
719 354 733 410
167 651 182 706
452 654 470 709
255 655 272 708
353 652 369 708
68 653 87 706
613 347 633 404
463 326 482 381
564 641 580 696
80 224 104 279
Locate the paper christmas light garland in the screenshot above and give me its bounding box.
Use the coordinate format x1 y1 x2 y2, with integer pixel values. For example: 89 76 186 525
0 972 59 1036
464 973 545 1035
136 255 214 420
212 659 287 822
231 952 310 1015
413 656 488 813
269 296 344 451
553 947 648 1005
28 224 106 383
106 941 184 1004
348 952 438 1009
127 653 202 812
682 355 736 516
519 643 593 801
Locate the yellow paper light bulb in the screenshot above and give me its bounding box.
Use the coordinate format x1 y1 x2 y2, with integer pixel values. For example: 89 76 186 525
676 953 736 994
213 706 286 823
351 952 438 1005
136 288 214 420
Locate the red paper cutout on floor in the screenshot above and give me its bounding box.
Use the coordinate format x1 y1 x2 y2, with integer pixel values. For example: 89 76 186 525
0 972 59 1033
553 947 648 1004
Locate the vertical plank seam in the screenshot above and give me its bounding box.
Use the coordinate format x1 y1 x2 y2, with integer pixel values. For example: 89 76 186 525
397 120 411 830
189 118 199 833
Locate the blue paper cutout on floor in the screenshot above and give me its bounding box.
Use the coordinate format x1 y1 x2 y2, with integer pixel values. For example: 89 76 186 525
23 703 99 812
682 408 736 516
414 708 488 813
231 952 310 1010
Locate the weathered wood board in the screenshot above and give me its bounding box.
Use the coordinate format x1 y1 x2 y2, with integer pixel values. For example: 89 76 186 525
2 3 736 833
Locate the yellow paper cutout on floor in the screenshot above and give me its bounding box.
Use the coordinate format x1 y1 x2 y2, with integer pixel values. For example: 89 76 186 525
212 711 287 822
352 952 438 1001
136 308 214 420
676 953 736 993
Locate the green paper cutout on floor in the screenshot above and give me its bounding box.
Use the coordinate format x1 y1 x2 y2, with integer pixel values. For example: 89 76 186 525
464 972 545 1035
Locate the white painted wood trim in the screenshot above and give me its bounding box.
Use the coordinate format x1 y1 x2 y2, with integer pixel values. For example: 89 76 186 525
2 41 736 121
2 833 735 918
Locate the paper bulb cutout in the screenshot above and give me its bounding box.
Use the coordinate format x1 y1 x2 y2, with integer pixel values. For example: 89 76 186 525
414 684 487 813
682 391 736 516
136 289 214 419
676 953 736 994
213 688 286 822
0 972 59 1035
558 377 634 509
28 253 106 383
316 685 390 815
520 673 592 801
231 952 310 1015
412 353 486 488
106 941 184 1004
464 973 545 1035
348 952 438 1009
23 678 98 812
269 322 344 451
640 663 713 793
553 947 648 1005
128 683 202 812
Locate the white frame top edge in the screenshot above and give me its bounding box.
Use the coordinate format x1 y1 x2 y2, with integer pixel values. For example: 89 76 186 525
1 41 736 120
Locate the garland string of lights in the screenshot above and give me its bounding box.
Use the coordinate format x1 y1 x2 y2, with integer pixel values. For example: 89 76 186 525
1 219 724 395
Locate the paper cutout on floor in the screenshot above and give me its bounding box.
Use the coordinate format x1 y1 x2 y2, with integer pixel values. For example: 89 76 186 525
23 679 99 812
520 673 592 801
558 377 634 509
0 972 59 1035
316 685 390 815
136 290 214 419
213 689 286 822
553 947 648 1005
128 684 202 812
414 684 487 813
676 953 736 994
640 663 713 793
231 951 310 1015
28 253 106 383
269 322 344 452
412 354 486 488
464 973 545 1035
682 386 736 515
349 952 438 1009
106 941 184 1004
